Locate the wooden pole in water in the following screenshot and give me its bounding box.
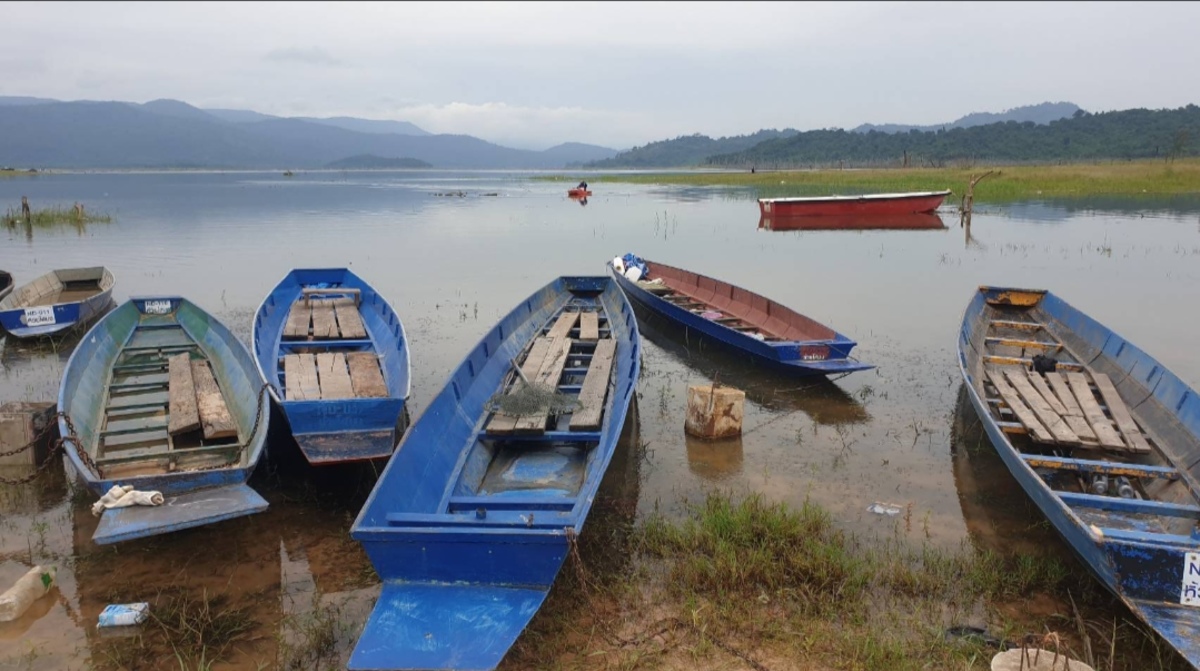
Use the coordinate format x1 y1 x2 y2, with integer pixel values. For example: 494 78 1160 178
960 170 996 228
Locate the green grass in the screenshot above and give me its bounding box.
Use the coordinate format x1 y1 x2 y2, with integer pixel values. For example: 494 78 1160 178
504 490 1193 671
2 204 112 228
543 158 1200 204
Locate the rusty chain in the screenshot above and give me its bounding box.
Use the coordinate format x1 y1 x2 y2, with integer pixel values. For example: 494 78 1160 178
0 410 93 486
187 383 271 473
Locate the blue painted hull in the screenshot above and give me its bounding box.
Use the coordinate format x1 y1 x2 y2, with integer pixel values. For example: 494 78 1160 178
610 261 872 377
958 286 1200 667
0 267 115 339
252 268 411 465
57 297 270 544
350 276 641 670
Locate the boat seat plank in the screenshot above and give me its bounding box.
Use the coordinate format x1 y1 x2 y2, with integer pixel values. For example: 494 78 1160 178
1065 372 1128 450
347 352 389 398
569 339 616 431
984 355 1083 371
1057 491 1200 520
1023 455 1180 481
283 353 317 401
316 352 355 400
547 312 579 339
985 337 1062 351
1004 369 1079 444
101 428 170 451
1026 370 1070 417
578 312 600 342
1092 373 1152 453
1044 372 1084 417
309 298 339 339
486 337 559 434
167 352 201 436
990 320 1043 332
986 370 1055 444
333 297 368 339
191 360 238 440
514 337 573 433
283 300 312 339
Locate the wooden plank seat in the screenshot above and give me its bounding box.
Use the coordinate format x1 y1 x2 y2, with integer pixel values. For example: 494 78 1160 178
167 352 201 435
192 360 237 440
283 351 389 400
569 339 616 431
283 290 368 341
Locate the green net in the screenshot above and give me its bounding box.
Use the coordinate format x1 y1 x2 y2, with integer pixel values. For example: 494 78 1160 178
487 379 579 417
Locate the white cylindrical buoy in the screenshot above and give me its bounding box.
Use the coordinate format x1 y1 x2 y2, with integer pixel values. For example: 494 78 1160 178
0 565 57 622
684 384 745 439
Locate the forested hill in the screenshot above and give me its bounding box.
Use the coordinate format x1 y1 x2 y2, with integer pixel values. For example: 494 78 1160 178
584 129 799 168
706 106 1200 168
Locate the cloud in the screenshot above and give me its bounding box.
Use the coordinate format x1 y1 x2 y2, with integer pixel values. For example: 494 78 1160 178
263 47 343 67
387 101 646 150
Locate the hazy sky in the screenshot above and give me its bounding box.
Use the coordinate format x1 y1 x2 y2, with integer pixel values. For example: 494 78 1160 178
2 1 1196 150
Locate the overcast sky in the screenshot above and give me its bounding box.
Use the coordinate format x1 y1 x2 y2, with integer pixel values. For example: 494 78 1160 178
2 1 1196 150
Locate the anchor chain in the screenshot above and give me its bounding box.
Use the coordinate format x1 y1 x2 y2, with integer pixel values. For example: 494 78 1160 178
0 410 95 486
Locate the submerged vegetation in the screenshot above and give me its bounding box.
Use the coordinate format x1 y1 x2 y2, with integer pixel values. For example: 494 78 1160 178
556 158 1200 203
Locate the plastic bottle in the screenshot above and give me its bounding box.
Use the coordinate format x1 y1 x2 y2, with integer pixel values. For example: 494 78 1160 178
0 565 57 622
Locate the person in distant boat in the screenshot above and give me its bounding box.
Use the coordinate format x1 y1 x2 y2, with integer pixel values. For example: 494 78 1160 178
577 181 588 191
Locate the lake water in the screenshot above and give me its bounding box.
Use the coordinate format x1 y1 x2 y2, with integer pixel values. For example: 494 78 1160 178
1 170 1199 669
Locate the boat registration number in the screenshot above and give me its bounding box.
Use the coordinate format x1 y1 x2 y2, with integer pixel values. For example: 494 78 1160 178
799 345 829 361
144 300 173 315
22 306 56 327
1182 552 1200 606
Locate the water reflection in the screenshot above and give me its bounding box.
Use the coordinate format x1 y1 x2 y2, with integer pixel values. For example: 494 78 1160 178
633 301 870 425
949 384 1068 559
758 211 948 232
685 433 744 481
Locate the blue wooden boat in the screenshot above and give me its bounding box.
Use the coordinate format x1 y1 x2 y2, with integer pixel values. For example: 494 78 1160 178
611 255 872 377
958 286 1200 667
349 276 641 671
0 266 114 339
252 268 410 465
57 296 270 545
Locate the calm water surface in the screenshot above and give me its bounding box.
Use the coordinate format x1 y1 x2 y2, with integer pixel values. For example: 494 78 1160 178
1 171 1199 668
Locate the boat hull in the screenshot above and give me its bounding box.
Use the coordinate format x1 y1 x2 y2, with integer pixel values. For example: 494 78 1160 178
0 266 115 339
759 212 947 232
611 259 871 377
567 188 592 197
758 190 951 217
252 268 411 465
350 275 641 670
57 296 270 544
957 286 1200 668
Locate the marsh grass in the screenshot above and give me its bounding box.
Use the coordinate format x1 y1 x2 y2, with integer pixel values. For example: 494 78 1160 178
507 491 1193 671
2 204 112 228
549 159 1200 204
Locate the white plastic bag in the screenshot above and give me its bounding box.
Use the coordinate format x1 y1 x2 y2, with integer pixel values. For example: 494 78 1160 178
0 565 57 622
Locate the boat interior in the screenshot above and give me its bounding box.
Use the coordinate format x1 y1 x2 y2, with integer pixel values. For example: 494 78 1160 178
387 294 618 528
637 260 836 344
96 310 246 479
275 287 389 401
968 292 1200 542
0 266 113 309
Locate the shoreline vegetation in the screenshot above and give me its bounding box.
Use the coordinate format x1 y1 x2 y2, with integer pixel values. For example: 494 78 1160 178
505 489 1191 671
543 159 1200 204
3 204 112 228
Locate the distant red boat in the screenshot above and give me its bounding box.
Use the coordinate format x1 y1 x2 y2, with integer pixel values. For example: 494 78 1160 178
759 212 947 232
567 188 592 197
757 190 951 217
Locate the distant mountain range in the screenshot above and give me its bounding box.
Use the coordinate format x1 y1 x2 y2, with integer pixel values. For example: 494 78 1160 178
851 101 1082 134
585 129 801 168
325 154 432 169
0 96 618 169
588 102 1087 168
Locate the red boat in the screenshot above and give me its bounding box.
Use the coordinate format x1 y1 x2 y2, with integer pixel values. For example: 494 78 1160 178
759 211 947 232
567 188 593 197
757 190 951 217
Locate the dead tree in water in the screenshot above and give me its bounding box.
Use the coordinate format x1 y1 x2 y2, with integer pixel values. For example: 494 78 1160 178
959 170 996 228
